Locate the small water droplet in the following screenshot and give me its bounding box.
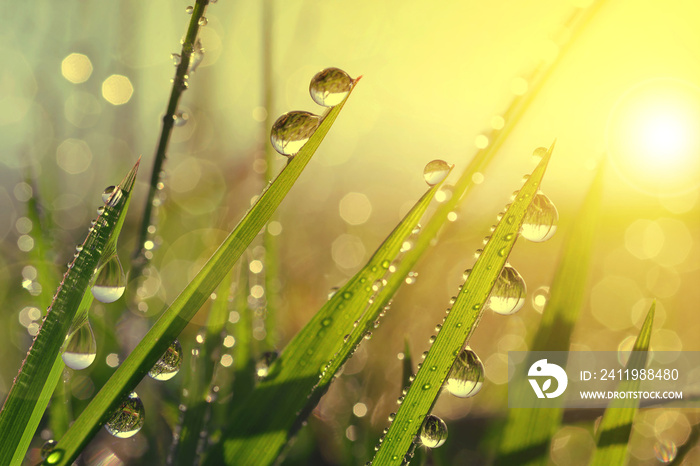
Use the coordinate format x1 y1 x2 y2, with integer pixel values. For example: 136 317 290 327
328 286 339 300
62 319 97 370
342 291 353 300
309 67 354 107
422 383 431 390
256 351 278 379
532 286 550 313
423 160 451 186
96 206 105 216
91 255 126 303
41 440 58 460
322 317 332 327
105 392 145 438
198 16 208 26
270 111 320 156
521 192 558 242
171 53 182 66
532 146 547 162
488 265 526 315
388 412 396 421
462 269 472 281
185 6 193 14
102 186 123 206
654 440 677 463
446 347 484 398
173 111 189 126
188 38 205 74
420 415 448 448
148 339 183 381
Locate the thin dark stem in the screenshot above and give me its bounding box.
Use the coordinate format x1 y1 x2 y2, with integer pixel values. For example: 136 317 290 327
131 0 210 275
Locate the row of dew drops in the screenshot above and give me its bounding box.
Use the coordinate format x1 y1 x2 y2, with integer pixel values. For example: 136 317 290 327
44 65 359 461
376 151 559 461
42 188 184 461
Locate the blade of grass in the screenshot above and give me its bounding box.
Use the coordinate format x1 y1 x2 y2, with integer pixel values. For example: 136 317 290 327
170 271 233 466
48 83 359 466
131 0 210 276
0 161 139 466
590 302 656 466
495 162 605 466
204 166 451 466
372 145 554 465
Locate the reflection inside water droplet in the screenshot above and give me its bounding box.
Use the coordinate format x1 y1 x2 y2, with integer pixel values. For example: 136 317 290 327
654 440 677 463
270 111 320 156
105 392 145 438
532 286 550 313
91 255 127 303
423 160 451 186
148 339 183 381
102 186 122 207
256 351 278 379
62 319 97 370
309 67 354 107
521 192 558 242
420 414 448 448
488 265 526 315
446 348 484 398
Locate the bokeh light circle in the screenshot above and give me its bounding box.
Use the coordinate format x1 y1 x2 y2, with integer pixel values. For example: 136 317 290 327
606 78 700 196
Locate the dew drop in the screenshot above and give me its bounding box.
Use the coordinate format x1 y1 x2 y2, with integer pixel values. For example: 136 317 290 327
41 440 58 460
62 319 97 370
102 186 123 206
487 265 526 315
462 269 472 281
446 347 484 398
419 415 448 448
328 286 339 300
171 53 182 66
309 67 354 107
423 160 451 186
148 339 183 381
521 192 558 242
105 392 145 438
256 351 278 379
96 206 105 216
532 146 547 162
91 255 126 303
173 111 189 127
198 16 208 26
388 412 396 421
185 6 193 14
322 317 332 327
270 111 320 156
654 440 677 463
188 38 205 74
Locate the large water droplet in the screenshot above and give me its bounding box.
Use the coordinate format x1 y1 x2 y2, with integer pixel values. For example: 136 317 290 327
270 111 320 156
419 415 448 448
62 319 97 370
188 38 205 74
105 392 145 438
423 160 451 186
487 265 526 315
446 348 484 398
91 255 126 303
256 351 278 379
148 339 183 381
521 192 558 242
102 186 123 207
309 67 354 107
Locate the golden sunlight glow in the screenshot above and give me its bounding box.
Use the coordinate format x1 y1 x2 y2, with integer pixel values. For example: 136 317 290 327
606 78 700 196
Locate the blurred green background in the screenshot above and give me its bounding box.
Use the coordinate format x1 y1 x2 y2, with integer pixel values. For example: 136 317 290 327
1 0 699 464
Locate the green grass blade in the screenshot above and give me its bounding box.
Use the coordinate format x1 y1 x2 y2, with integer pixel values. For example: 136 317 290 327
171 271 233 466
495 163 605 466
372 145 554 466
590 302 656 466
205 166 450 466
0 161 139 466
48 84 359 466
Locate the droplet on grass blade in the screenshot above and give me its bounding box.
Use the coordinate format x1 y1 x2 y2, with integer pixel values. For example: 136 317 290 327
309 67 354 107
105 392 145 438
419 415 448 448
148 339 183 381
256 351 278 379
270 111 320 156
102 185 122 206
521 192 558 242
62 319 97 370
91 255 127 303
446 347 484 398
488 265 526 315
423 160 451 186
40 440 58 460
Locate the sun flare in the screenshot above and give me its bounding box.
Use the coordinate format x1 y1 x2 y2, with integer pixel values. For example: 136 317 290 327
606 78 700 196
